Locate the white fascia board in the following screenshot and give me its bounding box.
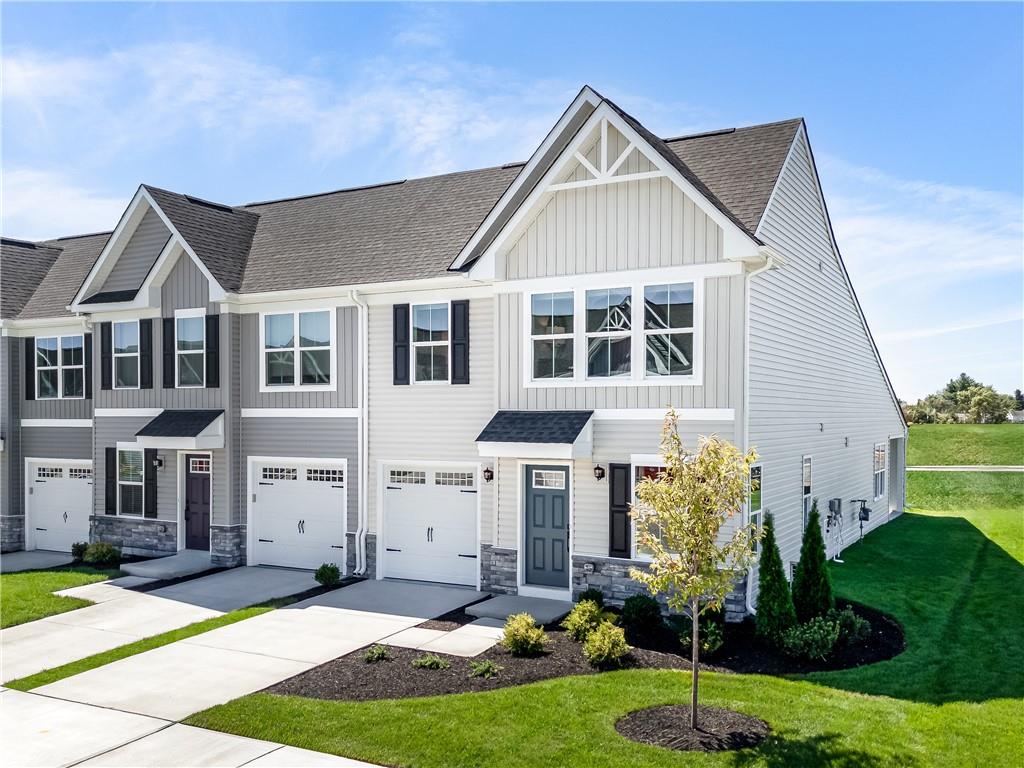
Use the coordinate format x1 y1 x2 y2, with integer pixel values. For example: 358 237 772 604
591 408 735 422
494 262 742 295
477 442 575 460
450 86 603 272
241 408 359 418
95 408 164 417
2 318 91 337
21 419 93 428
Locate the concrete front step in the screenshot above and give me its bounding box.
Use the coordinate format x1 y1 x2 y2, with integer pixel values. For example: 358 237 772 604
121 549 213 580
466 594 572 625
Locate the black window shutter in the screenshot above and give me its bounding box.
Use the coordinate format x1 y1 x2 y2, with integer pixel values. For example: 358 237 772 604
84 333 93 399
205 314 220 388
143 449 158 518
139 318 153 389
393 303 410 385
24 337 35 401
451 300 470 385
105 447 117 515
100 322 112 390
609 463 631 558
162 319 175 388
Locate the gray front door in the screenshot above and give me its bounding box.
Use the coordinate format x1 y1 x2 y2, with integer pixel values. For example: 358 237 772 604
523 465 569 588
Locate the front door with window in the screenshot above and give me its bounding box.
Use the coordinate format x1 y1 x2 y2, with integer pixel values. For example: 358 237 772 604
523 465 570 588
184 454 211 550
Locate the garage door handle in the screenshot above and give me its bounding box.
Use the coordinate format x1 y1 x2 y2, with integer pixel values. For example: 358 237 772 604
35 527 47 532
258 538 274 543
331 545 344 549
458 554 477 559
386 486 401 490
63 511 68 523
258 481 274 486
35 480 47 484
460 489 477 494
386 547 401 552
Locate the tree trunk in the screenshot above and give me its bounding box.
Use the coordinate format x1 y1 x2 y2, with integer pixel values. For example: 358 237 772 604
691 596 699 730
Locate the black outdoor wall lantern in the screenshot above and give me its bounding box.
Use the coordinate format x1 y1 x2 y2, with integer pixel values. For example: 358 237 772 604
482 467 494 483
593 464 606 481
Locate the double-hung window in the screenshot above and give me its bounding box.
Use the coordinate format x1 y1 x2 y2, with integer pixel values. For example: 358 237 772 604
412 303 449 383
749 465 763 553
36 335 85 399
585 287 631 378
175 311 205 388
644 283 694 377
113 321 140 389
801 456 812 528
117 449 144 516
531 292 574 379
873 443 887 500
262 310 332 389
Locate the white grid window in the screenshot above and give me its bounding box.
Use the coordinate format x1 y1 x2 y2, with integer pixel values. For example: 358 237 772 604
802 457 812 529
390 470 426 485
262 467 297 481
532 470 565 489
412 303 449 383
36 335 85 399
531 292 574 380
308 468 344 483
749 465 763 554
263 311 332 388
70 468 93 480
37 466 64 479
189 458 211 474
585 287 632 379
644 283 694 378
873 444 887 500
176 314 205 388
435 471 474 487
118 449 144 516
113 321 140 389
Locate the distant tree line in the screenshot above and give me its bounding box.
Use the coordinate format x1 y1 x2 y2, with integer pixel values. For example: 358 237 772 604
902 374 1022 424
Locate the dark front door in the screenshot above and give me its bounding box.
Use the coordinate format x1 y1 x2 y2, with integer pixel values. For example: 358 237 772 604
184 454 211 550
524 465 570 588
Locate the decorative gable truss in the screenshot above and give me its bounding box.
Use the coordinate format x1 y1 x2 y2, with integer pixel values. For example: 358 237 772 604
550 118 663 192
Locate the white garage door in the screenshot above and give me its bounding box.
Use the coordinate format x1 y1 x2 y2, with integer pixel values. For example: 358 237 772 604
27 460 93 552
382 466 478 586
252 459 346 570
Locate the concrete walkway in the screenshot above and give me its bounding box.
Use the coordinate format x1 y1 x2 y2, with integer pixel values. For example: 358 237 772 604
1 550 74 573
907 465 1024 472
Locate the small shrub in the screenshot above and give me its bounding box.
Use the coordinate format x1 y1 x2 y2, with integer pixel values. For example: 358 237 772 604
755 513 797 646
314 562 341 586
83 542 120 568
792 502 835 623
501 613 548 656
411 653 451 670
673 610 725 657
577 587 605 607
781 616 840 661
583 621 631 668
70 542 89 562
561 599 612 641
620 594 663 637
829 607 871 647
362 645 391 663
469 659 503 679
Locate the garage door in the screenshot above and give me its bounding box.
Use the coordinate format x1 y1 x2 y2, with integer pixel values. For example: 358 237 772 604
252 459 346 570
27 460 93 552
382 466 478 586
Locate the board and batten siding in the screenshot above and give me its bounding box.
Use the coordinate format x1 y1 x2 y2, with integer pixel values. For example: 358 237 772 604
162 253 217 315
495 274 744 412
241 417 359 534
239 307 359 409
748 129 905 588
20 397 93 420
366 296 495 546
1 338 20 519
98 208 170 293
21 427 92 460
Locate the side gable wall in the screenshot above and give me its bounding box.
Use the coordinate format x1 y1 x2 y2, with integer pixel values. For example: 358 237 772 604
98 207 170 294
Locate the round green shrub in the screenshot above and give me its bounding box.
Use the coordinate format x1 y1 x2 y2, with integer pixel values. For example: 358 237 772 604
829 606 871 647
501 613 548 656
83 542 120 569
620 594 662 636
314 562 341 586
781 616 840 661
576 587 605 607
561 599 610 641
582 621 631 668
70 541 89 562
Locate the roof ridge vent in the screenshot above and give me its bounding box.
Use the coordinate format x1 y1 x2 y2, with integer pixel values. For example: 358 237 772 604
183 195 236 213
663 127 737 142
1 237 39 248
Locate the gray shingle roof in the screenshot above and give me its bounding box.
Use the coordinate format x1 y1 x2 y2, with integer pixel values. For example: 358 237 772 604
1 238 63 318
136 409 224 437
18 232 110 319
477 410 594 444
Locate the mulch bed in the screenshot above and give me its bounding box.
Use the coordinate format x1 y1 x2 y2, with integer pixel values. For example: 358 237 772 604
616 705 769 752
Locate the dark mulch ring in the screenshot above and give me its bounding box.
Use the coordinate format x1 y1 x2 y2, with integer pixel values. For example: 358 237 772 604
616 704 769 752
267 627 698 702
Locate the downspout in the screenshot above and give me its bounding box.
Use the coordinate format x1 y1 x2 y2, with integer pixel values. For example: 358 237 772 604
349 290 370 575
744 249 779 615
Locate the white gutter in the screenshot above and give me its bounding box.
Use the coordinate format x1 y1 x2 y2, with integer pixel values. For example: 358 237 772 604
743 246 780 615
349 289 370 575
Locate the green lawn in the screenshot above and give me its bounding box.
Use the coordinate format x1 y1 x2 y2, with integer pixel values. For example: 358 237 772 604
0 566 121 628
187 471 1024 767
907 423 1024 466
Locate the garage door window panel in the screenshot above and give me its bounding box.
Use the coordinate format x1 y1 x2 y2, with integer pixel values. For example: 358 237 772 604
118 449 145 516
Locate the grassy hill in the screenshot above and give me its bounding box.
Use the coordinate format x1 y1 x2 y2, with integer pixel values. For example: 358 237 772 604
908 423 1024 466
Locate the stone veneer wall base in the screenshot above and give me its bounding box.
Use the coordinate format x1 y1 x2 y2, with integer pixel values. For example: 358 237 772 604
91 515 177 557
480 545 518 594
1 515 25 553
346 533 377 579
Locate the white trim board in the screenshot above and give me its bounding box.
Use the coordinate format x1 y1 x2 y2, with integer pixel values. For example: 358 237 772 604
493 261 742 294
241 408 359 418
95 408 163 417
20 419 93 428
591 408 734 421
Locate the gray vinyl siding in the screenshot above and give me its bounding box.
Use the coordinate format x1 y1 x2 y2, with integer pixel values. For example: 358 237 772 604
748 130 905 586
239 307 359 408
21 398 92 420
21 427 92 460
366 295 494 544
98 208 170 293
162 253 217 315
495 274 744 411
241 417 359 533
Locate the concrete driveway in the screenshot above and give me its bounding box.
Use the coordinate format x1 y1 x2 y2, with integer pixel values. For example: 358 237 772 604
1 567 316 683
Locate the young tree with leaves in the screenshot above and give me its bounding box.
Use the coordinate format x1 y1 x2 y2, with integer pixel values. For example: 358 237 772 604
754 513 797 645
630 410 759 730
791 500 834 622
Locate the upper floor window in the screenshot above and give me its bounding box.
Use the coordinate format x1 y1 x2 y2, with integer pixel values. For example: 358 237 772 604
412 303 449 383
802 456 812 528
36 335 85 399
113 321 140 389
175 311 205 388
531 291 574 379
644 283 694 377
261 310 333 391
586 288 631 378
117 448 144 516
873 443 887 500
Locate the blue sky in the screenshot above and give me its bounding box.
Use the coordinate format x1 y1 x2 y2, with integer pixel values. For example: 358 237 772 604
2 2 1021 401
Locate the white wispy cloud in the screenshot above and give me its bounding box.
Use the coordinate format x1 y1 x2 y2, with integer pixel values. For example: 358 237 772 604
1 169 128 241
876 310 1023 342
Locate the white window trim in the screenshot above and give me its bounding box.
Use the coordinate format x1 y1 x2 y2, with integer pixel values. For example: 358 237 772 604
749 463 763 553
523 277 704 389
873 443 887 501
174 308 206 389
802 456 812 529
410 300 451 385
116 447 145 518
35 334 86 400
258 308 336 393
112 319 141 390
583 286 632 381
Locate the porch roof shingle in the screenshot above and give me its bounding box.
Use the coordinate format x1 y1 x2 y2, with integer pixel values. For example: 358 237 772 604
476 410 594 444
